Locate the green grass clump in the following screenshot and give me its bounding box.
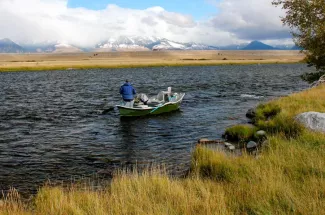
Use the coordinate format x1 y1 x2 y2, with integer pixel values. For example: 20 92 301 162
252 102 303 138
255 114 303 138
224 124 258 143
254 103 281 122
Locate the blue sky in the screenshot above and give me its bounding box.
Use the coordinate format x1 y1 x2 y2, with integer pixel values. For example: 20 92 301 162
67 0 219 20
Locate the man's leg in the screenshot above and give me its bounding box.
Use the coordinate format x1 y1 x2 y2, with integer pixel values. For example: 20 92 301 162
124 100 134 108
129 100 134 108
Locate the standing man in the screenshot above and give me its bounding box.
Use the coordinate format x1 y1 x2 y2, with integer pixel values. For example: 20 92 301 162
120 79 136 108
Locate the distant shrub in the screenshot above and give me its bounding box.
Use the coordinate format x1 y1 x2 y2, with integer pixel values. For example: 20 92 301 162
301 71 325 84
224 125 258 143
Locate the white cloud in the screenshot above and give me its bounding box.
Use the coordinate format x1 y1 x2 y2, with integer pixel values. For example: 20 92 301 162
0 0 292 47
211 0 291 40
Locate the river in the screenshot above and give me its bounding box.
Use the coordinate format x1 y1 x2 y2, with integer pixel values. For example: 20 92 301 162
0 64 312 194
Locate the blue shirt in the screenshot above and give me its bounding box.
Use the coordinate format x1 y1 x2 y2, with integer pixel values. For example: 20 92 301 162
120 82 136 100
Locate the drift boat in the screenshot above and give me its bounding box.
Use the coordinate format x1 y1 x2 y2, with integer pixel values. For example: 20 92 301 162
116 88 185 117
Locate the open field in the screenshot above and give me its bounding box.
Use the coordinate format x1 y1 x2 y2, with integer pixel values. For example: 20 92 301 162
1 85 325 214
0 50 305 71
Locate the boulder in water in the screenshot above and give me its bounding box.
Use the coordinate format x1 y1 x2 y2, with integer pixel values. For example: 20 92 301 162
246 107 257 119
296 112 325 133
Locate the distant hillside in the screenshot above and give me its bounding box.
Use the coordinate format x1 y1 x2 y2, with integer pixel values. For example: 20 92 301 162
273 44 294 50
53 43 83 53
291 45 303 50
23 42 84 53
0 38 24 53
242 41 275 50
219 43 248 50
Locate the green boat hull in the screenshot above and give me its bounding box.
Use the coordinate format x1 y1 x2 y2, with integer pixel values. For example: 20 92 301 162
117 102 181 117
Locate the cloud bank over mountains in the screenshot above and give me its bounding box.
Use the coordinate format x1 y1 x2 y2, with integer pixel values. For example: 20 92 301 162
0 0 291 47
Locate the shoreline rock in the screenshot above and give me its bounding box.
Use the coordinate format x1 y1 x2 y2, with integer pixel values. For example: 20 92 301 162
246 107 257 119
296 112 325 133
311 74 325 88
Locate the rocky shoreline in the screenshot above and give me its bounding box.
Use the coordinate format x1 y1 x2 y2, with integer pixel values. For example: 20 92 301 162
199 74 325 157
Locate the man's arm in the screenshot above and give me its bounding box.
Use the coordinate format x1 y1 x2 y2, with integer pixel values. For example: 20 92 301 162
120 86 123 94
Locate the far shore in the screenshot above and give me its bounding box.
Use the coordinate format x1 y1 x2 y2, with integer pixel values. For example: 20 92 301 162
0 50 305 72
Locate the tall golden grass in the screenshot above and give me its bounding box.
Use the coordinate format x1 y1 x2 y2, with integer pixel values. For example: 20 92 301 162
0 50 305 72
0 60 303 72
1 86 325 215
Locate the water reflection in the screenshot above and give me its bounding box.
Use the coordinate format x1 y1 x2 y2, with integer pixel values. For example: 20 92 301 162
119 118 138 164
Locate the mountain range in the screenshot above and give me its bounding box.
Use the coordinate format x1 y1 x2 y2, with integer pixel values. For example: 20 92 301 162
94 36 218 51
0 37 300 53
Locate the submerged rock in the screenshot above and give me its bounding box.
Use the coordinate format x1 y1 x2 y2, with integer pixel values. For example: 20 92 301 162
296 112 325 133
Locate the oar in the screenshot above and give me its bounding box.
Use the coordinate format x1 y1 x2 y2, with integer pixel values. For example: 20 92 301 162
102 106 115 114
150 104 163 113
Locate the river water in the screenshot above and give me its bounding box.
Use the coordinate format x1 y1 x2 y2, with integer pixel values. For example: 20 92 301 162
0 64 312 194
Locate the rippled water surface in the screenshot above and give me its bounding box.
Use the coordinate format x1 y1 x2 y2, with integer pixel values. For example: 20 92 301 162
0 64 312 193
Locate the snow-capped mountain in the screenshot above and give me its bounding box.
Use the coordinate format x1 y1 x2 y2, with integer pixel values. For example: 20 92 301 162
96 36 161 51
95 36 218 51
152 39 218 50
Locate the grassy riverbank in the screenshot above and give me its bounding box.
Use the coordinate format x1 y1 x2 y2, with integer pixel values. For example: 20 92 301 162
1 86 325 214
0 50 305 72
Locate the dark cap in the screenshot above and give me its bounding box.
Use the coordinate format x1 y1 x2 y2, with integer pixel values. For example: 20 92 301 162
125 79 129 82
